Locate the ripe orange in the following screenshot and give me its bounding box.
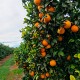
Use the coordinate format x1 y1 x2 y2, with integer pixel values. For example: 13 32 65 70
44 14 51 23
34 22 40 28
41 52 46 57
67 55 71 61
38 5 43 11
46 44 51 49
71 25 79 32
58 36 63 41
57 27 65 34
40 74 46 79
40 48 46 52
64 20 71 29
34 0 41 5
30 71 35 77
50 60 56 67
39 13 44 18
42 39 48 46
46 72 50 77
47 6 55 12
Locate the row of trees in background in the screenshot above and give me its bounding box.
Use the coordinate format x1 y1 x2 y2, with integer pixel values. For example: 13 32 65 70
0 43 14 60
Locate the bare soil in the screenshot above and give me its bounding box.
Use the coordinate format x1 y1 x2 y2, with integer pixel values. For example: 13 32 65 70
0 54 12 66
8 64 24 80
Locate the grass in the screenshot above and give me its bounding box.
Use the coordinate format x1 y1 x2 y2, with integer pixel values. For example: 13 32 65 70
0 55 23 80
12 68 23 75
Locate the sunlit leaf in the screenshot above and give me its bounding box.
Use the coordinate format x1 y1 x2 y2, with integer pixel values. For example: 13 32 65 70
78 53 80 59
58 51 64 56
74 54 78 58
70 75 76 80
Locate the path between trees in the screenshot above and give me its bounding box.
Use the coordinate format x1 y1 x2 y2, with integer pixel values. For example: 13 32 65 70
0 54 12 66
0 54 24 80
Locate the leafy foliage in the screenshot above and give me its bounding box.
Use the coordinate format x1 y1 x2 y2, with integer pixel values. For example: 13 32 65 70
15 0 80 80
0 43 13 60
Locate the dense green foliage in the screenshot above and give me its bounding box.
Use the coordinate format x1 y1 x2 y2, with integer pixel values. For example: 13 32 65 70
14 0 80 80
0 43 13 60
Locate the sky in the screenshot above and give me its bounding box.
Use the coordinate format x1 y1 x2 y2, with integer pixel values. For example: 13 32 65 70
0 0 26 47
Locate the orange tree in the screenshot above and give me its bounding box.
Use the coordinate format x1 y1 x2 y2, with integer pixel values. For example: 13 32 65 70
14 0 80 80
0 43 13 60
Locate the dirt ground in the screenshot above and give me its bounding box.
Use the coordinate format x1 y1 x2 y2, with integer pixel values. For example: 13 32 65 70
0 54 12 66
9 64 24 80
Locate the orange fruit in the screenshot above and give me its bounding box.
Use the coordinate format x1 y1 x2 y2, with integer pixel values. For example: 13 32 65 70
34 22 40 28
46 44 51 49
41 52 46 57
44 14 51 23
57 27 65 34
34 0 41 5
40 74 46 79
38 5 43 11
40 48 46 52
67 55 71 61
46 72 50 77
42 39 48 46
58 36 63 41
71 25 79 32
47 6 55 12
39 13 44 18
64 20 71 29
30 71 35 77
50 60 56 67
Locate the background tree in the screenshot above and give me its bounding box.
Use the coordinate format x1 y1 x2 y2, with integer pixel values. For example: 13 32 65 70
0 43 13 60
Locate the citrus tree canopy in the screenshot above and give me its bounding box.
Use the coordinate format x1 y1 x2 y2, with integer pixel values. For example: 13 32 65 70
14 0 80 80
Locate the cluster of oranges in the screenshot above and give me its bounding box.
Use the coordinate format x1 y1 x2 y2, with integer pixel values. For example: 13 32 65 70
30 71 50 79
29 0 80 79
57 21 79 61
29 0 57 79
57 20 79 34
34 0 56 59
40 72 50 79
57 20 79 41
34 0 55 28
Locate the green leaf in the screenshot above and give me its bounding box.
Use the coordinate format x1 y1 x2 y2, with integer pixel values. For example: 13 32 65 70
75 69 80 74
66 0 70 3
58 51 64 56
70 75 76 80
68 39 75 43
74 54 78 58
62 3 67 7
71 64 75 69
78 53 80 59
75 20 78 25
53 51 58 56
